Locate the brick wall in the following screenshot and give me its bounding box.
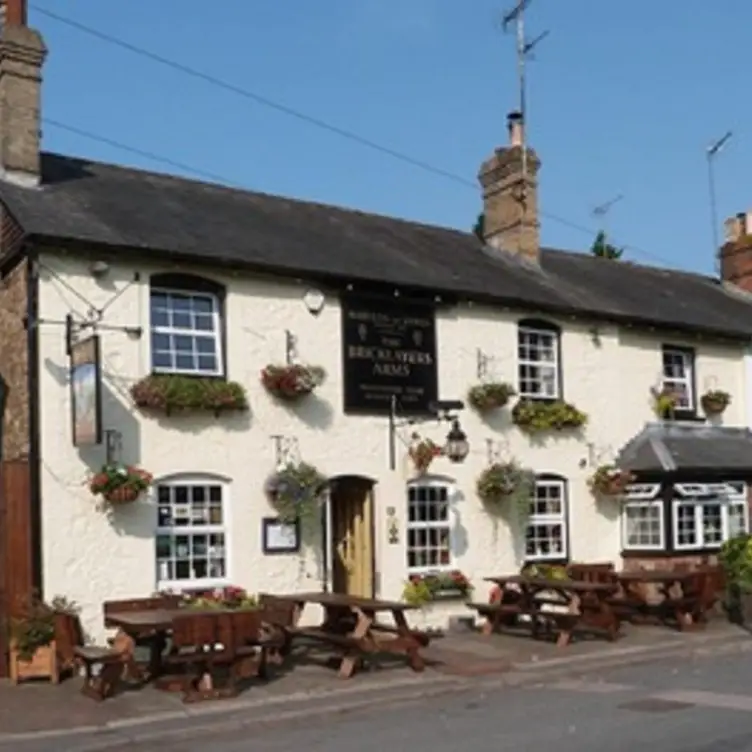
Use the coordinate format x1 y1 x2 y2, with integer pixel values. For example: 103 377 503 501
0 256 29 460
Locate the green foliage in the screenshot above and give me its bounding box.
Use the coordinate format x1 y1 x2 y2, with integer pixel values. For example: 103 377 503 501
265 462 328 524
472 212 485 242
130 374 248 414
184 586 258 610
651 386 677 418
476 461 534 519
467 382 516 413
512 399 588 433
591 230 623 260
719 534 752 593
11 594 79 661
89 464 152 500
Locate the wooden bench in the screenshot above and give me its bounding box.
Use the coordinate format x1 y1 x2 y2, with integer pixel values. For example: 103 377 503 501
370 622 431 647
292 626 363 650
466 601 523 635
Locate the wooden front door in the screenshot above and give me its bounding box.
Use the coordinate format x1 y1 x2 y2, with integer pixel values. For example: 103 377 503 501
330 479 374 597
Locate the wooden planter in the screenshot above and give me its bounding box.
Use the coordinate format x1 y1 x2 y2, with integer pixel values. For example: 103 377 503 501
9 641 59 684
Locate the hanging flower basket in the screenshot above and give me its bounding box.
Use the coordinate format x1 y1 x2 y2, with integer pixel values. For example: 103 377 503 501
701 389 731 416
264 461 328 523
261 364 326 401
476 461 534 518
130 374 248 415
467 382 516 413
89 464 153 505
651 386 678 419
409 436 443 474
587 464 635 499
511 399 587 432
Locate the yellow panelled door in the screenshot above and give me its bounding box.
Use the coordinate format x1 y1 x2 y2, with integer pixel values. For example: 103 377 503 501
331 479 374 597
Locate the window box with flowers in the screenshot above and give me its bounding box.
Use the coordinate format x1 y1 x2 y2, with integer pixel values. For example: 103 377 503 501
130 374 248 415
476 461 534 518
182 586 258 610
408 435 444 474
264 461 329 524
467 382 516 414
402 571 473 606
587 464 636 500
90 464 153 505
701 389 731 417
261 364 326 402
511 399 587 433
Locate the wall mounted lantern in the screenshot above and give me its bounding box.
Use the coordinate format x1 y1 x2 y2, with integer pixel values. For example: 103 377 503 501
388 396 469 470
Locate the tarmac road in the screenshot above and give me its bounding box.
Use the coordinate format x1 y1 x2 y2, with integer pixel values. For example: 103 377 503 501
63 645 752 752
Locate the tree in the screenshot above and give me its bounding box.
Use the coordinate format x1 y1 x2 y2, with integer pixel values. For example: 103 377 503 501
472 212 485 242
591 230 623 260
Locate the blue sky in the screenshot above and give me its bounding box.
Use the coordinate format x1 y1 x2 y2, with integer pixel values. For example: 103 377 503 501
30 1 751 273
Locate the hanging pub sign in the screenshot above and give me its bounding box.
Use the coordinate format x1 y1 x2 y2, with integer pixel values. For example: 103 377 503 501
70 335 103 447
341 294 438 415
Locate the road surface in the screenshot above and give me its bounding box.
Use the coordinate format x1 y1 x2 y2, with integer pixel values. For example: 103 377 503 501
17 645 752 751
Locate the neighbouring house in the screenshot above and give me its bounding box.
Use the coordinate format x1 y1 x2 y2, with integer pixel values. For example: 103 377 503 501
2 1 752 654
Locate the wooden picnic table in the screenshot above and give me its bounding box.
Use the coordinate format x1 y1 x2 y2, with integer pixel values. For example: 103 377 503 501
614 569 714 629
277 591 429 679
468 575 620 646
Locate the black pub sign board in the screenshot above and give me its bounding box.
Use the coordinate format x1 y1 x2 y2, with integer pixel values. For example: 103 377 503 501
341 294 438 415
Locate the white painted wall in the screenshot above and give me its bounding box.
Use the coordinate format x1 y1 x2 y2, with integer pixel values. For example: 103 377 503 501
35 253 748 639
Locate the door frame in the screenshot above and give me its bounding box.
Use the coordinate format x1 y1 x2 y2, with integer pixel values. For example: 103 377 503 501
324 475 377 598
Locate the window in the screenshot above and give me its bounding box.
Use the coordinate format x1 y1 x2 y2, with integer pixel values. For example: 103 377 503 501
622 484 664 550
406 480 452 573
661 346 695 412
149 274 224 376
525 477 568 561
517 320 561 399
622 482 749 553
155 477 228 590
672 483 748 551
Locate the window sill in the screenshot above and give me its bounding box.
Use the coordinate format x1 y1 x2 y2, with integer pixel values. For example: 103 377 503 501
150 370 227 381
621 548 719 559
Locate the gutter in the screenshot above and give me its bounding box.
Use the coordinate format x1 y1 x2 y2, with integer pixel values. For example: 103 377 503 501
25 243 41 593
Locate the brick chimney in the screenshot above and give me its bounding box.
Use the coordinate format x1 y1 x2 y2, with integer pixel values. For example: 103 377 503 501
720 210 752 292
0 0 46 186
478 111 541 264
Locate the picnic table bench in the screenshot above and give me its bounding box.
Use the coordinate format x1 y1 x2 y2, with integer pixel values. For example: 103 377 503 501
468 574 620 646
279 592 430 678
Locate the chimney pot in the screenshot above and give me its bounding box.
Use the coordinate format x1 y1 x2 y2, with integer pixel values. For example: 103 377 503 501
507 110 524 147
4 0 27 27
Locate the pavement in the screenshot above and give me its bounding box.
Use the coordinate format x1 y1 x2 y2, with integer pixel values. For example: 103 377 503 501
100 647 752 752
0 619 750 751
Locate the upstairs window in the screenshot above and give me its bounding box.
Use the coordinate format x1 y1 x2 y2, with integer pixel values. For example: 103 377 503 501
517 320 561 400
661 345 695 413
149 274 224 377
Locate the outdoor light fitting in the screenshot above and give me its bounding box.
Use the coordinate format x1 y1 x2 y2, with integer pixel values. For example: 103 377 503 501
388 395 469 470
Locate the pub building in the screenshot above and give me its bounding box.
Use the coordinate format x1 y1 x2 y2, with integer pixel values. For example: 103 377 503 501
2 4 752 640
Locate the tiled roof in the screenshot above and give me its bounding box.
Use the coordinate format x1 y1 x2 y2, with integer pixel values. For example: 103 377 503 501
2 152 752 339
617 423 752 475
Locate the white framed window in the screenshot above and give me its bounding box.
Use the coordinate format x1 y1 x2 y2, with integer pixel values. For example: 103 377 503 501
517 324 560 399
406 479 452 574
661 346 694 410
525 478 567 560
155 476 229 590
150 288 223 376
672 482 748 551
622 484 664 551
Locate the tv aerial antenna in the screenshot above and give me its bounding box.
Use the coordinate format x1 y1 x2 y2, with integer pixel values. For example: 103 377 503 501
502 0 549 198
706 130 732 275
592 193 624 247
